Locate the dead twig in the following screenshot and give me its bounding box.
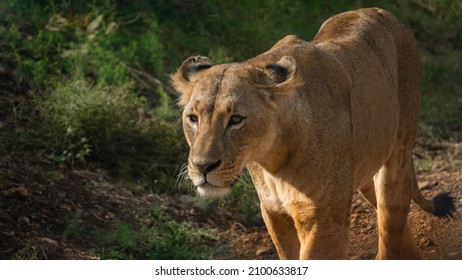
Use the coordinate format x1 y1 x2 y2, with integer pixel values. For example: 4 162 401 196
127 63 176 98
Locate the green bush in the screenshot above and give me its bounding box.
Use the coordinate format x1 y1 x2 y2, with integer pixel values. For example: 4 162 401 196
400 0 462 140
154 0 354 68
0 1 165 89
39 77 185 190
41 78 137 163
0 1 186 191
67 12 165 86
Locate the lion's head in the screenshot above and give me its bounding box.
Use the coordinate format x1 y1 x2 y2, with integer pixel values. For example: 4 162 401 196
172 55 299 196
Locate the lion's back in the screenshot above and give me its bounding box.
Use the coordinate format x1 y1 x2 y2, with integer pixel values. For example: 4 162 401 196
314 8 421 188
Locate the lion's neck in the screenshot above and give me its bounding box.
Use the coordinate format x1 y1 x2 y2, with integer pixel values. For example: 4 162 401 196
255 101 314 177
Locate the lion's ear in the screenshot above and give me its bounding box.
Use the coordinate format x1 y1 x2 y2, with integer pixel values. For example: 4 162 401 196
265 56 297 85
171 56 214 106
250 56 299 100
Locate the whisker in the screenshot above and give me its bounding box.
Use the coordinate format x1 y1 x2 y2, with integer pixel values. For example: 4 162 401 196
176 163 193 192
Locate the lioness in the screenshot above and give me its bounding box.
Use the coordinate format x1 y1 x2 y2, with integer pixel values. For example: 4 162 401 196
172 8 455 259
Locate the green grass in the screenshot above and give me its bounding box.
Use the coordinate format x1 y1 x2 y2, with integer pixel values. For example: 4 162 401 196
64 211 84 240
93 209 219 260
222 171 261 227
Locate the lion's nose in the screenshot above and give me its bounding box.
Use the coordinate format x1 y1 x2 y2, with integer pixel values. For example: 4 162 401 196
194 159 222 175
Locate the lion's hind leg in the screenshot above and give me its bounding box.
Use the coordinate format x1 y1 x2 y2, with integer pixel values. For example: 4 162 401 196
375 160 410 259
359 179 421 259
374 151 420 259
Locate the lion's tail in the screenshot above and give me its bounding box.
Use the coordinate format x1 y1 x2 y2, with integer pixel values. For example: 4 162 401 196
394 11 457 219
411 173 456 218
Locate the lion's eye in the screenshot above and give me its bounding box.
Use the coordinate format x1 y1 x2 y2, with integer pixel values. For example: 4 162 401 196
188 114 198 123
227 115 246 128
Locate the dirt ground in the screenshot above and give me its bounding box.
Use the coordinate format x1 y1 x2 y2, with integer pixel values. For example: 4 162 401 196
1 136 460 260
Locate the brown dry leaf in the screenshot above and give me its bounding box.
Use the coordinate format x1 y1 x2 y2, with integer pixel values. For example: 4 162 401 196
4 187 29 198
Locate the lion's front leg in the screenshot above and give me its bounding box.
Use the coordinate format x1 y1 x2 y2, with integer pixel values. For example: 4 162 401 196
251 165 301 259
260 206 300 259
287 200 351 259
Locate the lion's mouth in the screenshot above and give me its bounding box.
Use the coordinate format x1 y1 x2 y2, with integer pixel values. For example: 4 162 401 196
197 183 231 197
190 168 242 197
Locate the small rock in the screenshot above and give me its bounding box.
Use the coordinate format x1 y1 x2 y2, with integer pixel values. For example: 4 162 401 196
105 212 116 220
448 252 462 258
179 194 196 206
256 246 276 257
38 237 58 245
18 216 30 225
418 181 437 190
420 238 436 247
143 219 154 226
418 181 430 189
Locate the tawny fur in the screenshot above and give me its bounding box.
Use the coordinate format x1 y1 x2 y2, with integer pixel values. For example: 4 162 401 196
172 8 455 259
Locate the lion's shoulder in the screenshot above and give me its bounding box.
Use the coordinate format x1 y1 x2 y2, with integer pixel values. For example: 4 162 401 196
313 8 398 44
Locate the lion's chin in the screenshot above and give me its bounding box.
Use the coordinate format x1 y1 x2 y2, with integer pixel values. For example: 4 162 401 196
197 183 231 197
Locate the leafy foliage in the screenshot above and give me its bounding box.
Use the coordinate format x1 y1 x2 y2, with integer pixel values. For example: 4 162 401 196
39 78 183 182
